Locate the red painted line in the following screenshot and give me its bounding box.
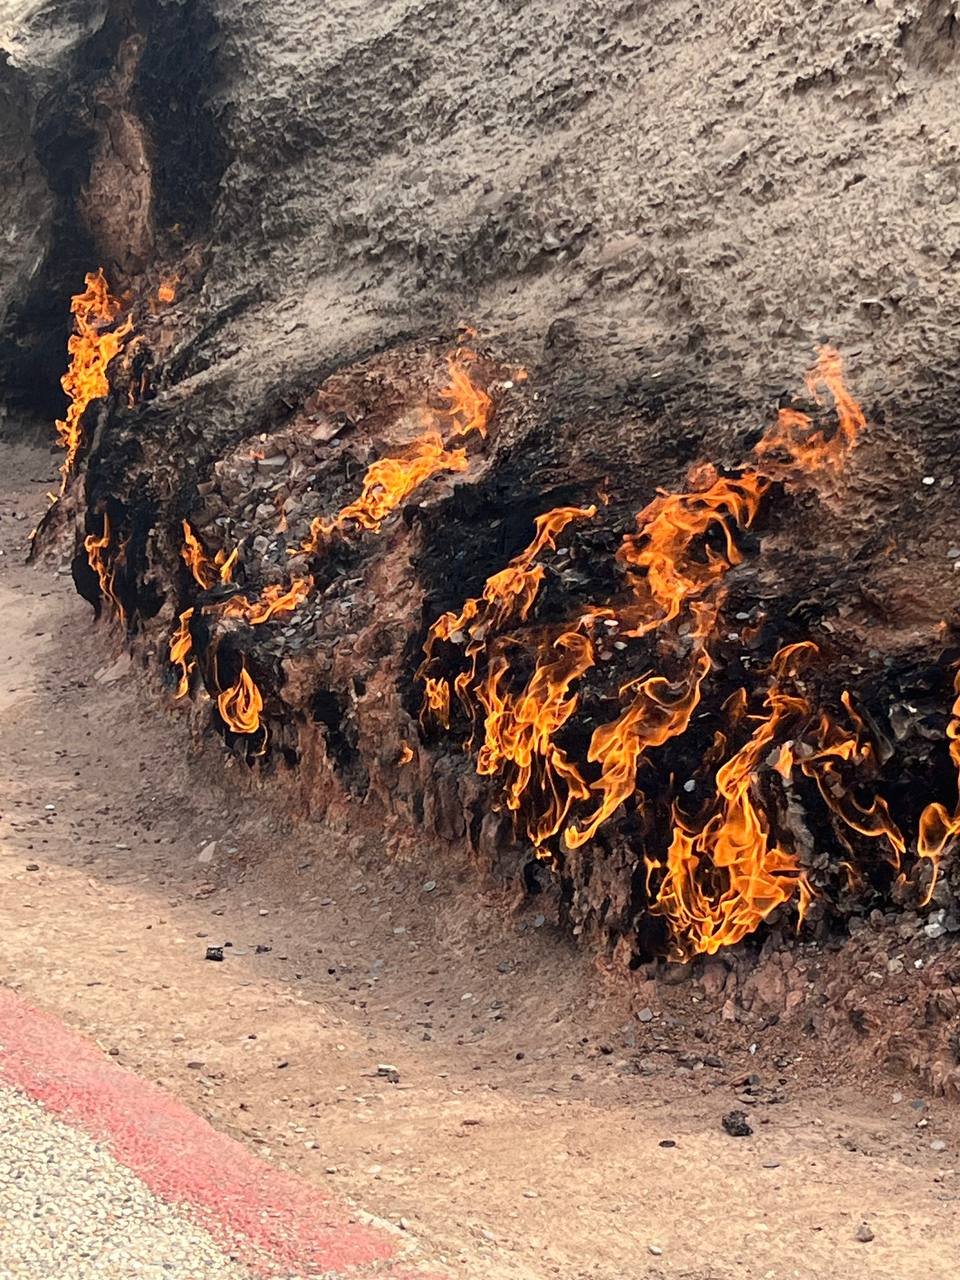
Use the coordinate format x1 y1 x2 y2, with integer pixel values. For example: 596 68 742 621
0 987 429 1277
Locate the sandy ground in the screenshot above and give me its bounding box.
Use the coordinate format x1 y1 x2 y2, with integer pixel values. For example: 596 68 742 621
1 440 959 1280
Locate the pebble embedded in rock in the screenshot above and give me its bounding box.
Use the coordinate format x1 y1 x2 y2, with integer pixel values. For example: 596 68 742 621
855 1223 875 1243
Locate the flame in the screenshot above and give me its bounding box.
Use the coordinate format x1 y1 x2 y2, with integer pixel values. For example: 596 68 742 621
646 644 817 958
217 661 264 735
56 269 133 491
181 520 237 589
615 346 866 637
565 640 715 849
422 677 452 729
301 431 469 554
156 273 179 305
170 608 195 698
756 346 866 475
399 741 414 765
418 504 598 726
475 630 595 850
299 352 494 556
616 470 768 635
645 647 905 956
917 665 960 904
83 512 126 624
439 350 493 439
419 347 887 957
795 690 905 868
220 576 313 625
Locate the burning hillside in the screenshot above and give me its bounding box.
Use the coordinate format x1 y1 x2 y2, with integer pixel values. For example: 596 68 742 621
33 263 960 984
3 0 960 1089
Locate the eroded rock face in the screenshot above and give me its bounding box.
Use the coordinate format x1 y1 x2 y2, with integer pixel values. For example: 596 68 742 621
0 0 107 423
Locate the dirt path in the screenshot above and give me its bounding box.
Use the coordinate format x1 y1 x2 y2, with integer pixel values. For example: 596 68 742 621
1 442 958 1280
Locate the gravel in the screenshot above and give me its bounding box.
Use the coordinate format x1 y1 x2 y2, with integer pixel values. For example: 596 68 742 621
0 1083 256 1279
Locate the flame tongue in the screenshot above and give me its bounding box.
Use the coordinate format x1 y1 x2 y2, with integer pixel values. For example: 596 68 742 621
219 576 314 624
57 269 133 491
83 512 126 624
617 473 769 634
418 504 599 727
181 520 237 589
565 643 714 850
476 630 595 849
647 644 817 957
300 355 494 556
440 350 493 440
418 346 900 958
217 661 263 735
169 608 196 698
301 431 469 554
797 690 905 868
917 666 960 903
757 346 867 475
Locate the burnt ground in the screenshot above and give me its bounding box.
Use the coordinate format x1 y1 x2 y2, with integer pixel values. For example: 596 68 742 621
4 447 960 1280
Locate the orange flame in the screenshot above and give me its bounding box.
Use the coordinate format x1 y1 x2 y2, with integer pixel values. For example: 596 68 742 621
795 690 905 868
475 630 596 850
422 677 452 729
169 608 195 698
301 431 469 554
616 470 768 635
181 520 238 589
83 512 126 624
418 504 598 727
217 661 264 735
566 640 715 850
440 350 493 440
615 346 867 637
756 346 866 476
219 576 313 625
917 665 960 904
298 352 494 556
419 348 885 956
56 269 133 491
644 646 906 957
646 644 817 957
156 273 179 305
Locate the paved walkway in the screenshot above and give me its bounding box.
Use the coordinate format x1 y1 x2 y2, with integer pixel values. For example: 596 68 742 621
0 989 438 1279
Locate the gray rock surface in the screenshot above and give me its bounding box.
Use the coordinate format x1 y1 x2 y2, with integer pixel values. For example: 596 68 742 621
2 1 960 421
